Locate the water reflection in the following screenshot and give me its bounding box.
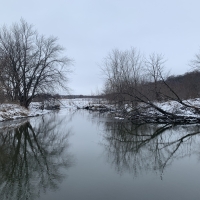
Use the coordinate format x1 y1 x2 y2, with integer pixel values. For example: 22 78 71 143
102 121 200 178
0 115 73 200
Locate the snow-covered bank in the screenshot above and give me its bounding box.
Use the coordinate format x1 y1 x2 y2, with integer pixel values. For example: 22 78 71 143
0 98 93 122
63 98 200 115
148 98 200 118
62 98 200 123
59 98 105 109
1 98 200 123
0 102 50 122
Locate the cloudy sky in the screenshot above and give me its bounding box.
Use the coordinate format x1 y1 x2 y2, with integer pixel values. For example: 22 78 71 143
1 0 200 95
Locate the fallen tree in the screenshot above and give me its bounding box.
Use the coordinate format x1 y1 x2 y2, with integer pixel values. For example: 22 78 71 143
99 48 200 124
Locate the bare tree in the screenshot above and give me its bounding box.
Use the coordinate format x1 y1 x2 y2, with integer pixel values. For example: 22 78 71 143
101 48 200 123
190 49 200 70
0 19 72 108
102 48 145 110
0 81 5 103
144 53 166 101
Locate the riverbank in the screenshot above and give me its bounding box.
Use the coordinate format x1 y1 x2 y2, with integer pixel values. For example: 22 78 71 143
0 102 50 122
62 98 200 123
0 98 106 122
1 98 200 123
0 99 94 122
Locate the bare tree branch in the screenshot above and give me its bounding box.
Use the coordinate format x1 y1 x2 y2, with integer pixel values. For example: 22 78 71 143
0 19 72 108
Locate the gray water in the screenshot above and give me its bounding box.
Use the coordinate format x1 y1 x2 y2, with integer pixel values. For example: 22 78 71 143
0 108 200 200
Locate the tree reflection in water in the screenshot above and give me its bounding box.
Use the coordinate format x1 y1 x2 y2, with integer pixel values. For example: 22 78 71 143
0 114 73 200
102 120 200 179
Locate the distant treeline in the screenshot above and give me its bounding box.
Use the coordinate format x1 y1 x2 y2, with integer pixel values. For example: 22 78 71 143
165 70 200 100
58 94 104 99
103 70 200 103
32 94 104 101
140 70 200 102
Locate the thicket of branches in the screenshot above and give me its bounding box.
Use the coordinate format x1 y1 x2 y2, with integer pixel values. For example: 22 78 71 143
101 48 200 123
0 19 71 108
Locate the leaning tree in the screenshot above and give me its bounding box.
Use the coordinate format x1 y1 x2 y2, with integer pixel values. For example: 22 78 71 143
101 48 200 123
0 19 71 108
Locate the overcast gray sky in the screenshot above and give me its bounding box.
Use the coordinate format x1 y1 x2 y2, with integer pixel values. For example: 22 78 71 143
1 0 200 95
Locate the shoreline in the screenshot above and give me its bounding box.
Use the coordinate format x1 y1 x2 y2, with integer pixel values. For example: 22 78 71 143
1 98 200 124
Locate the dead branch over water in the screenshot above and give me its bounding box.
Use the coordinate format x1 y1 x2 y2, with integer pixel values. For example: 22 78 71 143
98 48 200 124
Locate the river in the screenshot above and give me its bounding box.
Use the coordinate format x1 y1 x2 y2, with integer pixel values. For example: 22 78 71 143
0 108 200 200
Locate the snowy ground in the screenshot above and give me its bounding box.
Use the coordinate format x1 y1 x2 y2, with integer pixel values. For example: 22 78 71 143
0 98 98 122
66 98 200 118
154 98 200 116
59 98 105 109
1 98 200 122
0 102 49 122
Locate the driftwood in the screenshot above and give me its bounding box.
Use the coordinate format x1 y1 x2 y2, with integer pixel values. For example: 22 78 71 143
79 102 200 124
127 114 200 124
82 105 112 112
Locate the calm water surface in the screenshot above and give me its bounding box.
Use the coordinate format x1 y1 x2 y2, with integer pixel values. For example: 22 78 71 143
0 109 200 200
